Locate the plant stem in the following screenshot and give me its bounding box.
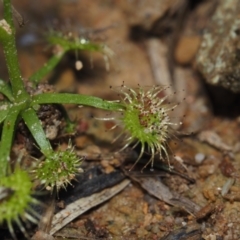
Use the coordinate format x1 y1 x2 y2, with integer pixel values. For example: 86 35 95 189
29 50 66 84
48 34 103 52
31 93 125 111
0 102 10 124
2 0 28 100
0 104 20 177
0 79 14 101
22 108 52 156
3 0 14 31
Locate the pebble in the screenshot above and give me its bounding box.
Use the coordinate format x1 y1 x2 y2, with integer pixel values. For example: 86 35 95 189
174 35 201 65
195 152 205 164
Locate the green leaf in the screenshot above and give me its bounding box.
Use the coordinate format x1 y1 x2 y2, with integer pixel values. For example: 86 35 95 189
0 104 20 177
0 79 14 101
21 108 52 156
29 50 66 84
3 0 14 33
31 93 124 111
0 102 10 124
1 1 28 100
48 33 103 52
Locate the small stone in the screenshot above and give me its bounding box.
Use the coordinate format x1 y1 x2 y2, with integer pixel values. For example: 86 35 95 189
195 153 205 164
45 125 58 140
151 223 160 234
175 35 201 65
75 60 83 70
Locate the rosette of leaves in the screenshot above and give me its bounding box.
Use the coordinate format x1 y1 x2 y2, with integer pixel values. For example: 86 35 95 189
0 167 39 239
109 85 181 170
34 145 83 192
0 0 122 237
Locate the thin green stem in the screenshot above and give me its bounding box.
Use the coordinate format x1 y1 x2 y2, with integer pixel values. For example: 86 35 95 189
0 79 14 101
31 93 125 111
1 0 28 100
0 102 10 124
48 34 103 52
21 108 52 156
3 0 14 31
0 104 21 177
29 50 66 84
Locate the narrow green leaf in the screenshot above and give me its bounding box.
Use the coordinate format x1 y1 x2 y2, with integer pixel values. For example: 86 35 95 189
48 34 102 52
31 93 124 111
29 50 66 84
0 102 10 124
1 1 28 100
0 79 14 101
21 108 52 156
3 0 14 32
0 104 20 177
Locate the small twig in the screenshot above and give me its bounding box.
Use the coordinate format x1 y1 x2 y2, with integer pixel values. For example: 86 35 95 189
146 39 174 96
50 179 130 235
198 130 232 152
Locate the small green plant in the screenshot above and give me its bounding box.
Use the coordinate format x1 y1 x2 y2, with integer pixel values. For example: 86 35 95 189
0 0 179 238
33 143 83 192
114 85 180 170
0 166 39 239
0 1 122 237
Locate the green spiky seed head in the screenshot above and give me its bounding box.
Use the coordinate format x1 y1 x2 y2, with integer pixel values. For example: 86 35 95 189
118 85 180 169
0 167 38 237
35 146 83 191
